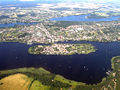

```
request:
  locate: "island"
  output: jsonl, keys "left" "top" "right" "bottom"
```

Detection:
{"left": 28, "top": 44, "right": 96, "bottom": 55}
{"left": 0, "top": 56, "right": 120, "bottom": 90}
{"left": 86, "top": 12, "right": 109, "bottom": 19}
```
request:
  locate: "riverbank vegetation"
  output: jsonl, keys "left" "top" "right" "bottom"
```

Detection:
{"left": 0, "top": 56, "right": 120, "bottom": 90}
{"left": 28, "top": 44, "right": 96, "bottom": 55}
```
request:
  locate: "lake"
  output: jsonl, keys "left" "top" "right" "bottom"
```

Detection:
{"left": 0, "top": 14, "right": 120, "bottom": 28}
{"left": 0, "top": 22, "right": 37, "bottom": 28}
{"left": 0, "top": 41, "right": 120, "bottom": 84}
{"left": 50, "top": 14, "right": 120, "bottom": 22}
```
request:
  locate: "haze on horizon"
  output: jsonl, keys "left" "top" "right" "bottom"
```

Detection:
{"left": 0, "top": 0, "right": 119, "bottom": 7}
{"left": 0, "top": 0, "right": 120, "bottom": 3}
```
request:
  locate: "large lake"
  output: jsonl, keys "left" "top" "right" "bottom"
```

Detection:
{"left": 0, "top": 15, "right": 120, "bottom": 28}
{"left": 0, "top": 41, "right": 120, "bottom": 84}
{"left": 50, "top": 14, "right": 120, "bottom": 22}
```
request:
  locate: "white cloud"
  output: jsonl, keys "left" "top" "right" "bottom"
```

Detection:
{"left": 19, "top": 0, "right": 36, "bottom": 1}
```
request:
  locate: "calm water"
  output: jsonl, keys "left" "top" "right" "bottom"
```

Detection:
{"left": 1, "top": 14, "right": 120, "bottom": 28}
{"left": 50, "top": 14, "right": 120, "bottom": 22}
{"left": 0, "top": 41, "right": 120, "bottom": 84}
{"left": 0, "top": 22, "right": 37, "bottom": 28}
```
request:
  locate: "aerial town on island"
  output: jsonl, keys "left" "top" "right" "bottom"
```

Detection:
{"left": 28, "top": 44, "right": 96, "bottom": 55}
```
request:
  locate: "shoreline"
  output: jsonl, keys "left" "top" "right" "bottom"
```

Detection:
{"left": 0, "top": 56, "right": 120, "bottom": 89}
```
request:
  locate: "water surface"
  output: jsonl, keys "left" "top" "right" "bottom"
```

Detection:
{"left": 0, "top": 41, "right": 120, "bottom": 84}
{"left": 50, "top": 14, "right": 120, "bottom": 22}
{"left": 0, "top": 22, "right": 37, "bottom": 28}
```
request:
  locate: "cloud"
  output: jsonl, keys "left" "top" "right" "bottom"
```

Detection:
{"left": 19, "top": 0, "right": 36, "bottom": 1}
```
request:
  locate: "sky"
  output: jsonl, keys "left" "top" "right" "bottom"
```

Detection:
{"left": 0, "top": 0, "right": 119, "bottom": 2}
{"left": 19, "top": 0, "right": 120, "bottom": 2}
{"left": 0, "top": 0, "right": 120, "bottom": 5}
{"left": 18, "top": 0, "right": 119, "bottom": 2}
